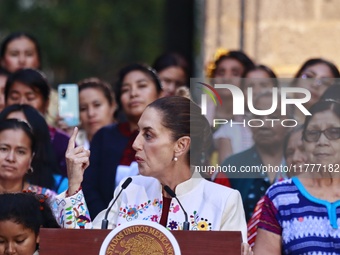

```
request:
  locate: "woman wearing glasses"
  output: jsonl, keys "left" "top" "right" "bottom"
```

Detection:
{"left": 292, "top": 58, "right": 340, "bottom": 123}
{"left": 254, "top": 99, "right": 340, "bottom": 254}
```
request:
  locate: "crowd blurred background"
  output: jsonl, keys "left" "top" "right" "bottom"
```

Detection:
{"left": 1, "top": 0, "right": 339, "bottom": 83}
{"left": 0, "top": 0, "right": 195, "bottom": 85}
{"left": 1, "top": 1, "right": 340, "bottom": 254}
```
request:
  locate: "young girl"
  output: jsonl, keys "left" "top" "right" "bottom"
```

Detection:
{"left": 0, "top": 192, "right": 59, "bottom": 255}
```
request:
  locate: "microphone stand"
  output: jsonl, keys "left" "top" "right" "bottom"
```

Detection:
{"left": 101, "top": 177, "right": 132, "bottom": 229}
{"left": 164, "top": 185, "right": 190, "bottom": 230}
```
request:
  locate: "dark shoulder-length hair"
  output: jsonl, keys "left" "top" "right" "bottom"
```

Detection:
{"left": 294, "top": 58, "right": 340, "bottom": 79}
{"left": 114, "top": 63, "right": 162, "bottom": 117}
{"left": 0, "top": 104, "right": 59, "bottom": 189}
{"left": 212, "top": 50, "right": 255, "bottom": 78}
{"left": 0, "top": 32, "right": 42, "bottom": 69}
{"left": 0, "top": 118, "right": 35, "bottom": 152}
{"left": 5, "top": 68, "right": 50, "bottom": 103}
{"left": 153, "top": 52, "right": 190, "bottom": 84}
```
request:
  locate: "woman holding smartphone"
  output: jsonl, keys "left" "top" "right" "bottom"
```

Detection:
{"left": 57, "top": 78, "right": 116, "bottom": 150}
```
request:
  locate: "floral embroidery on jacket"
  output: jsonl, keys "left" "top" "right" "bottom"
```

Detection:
{"left": 166, "top": 211, "right": 212, "bottom": 231}
{"left": 190, "top": 211, "right": 212, "bottom": 230}
{"left": 169, "top": 203, "right": 180, "bottom": 213}
{"left": 150, "top": 215, "right": 159, "bottom": 222}
{"left": 152, "top": 199, "right": 162, "bottom": 209}
{"left": 119, "top": 199, "right": 162, "bottom": 222}
{"left": 168, "top": 220, "right": 179, "bottom": 230}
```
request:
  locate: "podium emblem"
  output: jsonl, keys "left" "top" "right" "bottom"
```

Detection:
{"left": 99, "top": 220, "right": 181, "bottom": 255}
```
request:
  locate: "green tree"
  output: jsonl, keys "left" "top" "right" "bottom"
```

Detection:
{"left": 0, "top": 0, "right": 164, "bottom": 86}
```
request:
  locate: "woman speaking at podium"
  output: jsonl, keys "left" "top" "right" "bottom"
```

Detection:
{"left": 55, "top": 96, "right": 249, "bottom": 249}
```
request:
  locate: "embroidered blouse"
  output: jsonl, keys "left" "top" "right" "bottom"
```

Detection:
{"left": 55, "top": 175, "right": 247, "bottom": 242}
{"left": 26, "top": 184, "right": 57, "bottom": 199}
{"left": 258, "top": 177, "right": 340, "bottom": 254}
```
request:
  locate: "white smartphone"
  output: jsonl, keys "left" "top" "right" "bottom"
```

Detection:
{"left": 58, "top": 84, "right": 80, "bottom": 127}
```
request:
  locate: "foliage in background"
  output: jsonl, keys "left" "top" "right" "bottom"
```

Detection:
{"left": 0, "top": 0, "right": 165, "bottom": 87}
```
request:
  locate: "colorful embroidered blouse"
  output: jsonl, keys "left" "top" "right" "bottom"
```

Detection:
{"left": 25, "top": 184, "right": 57, "bottom": 199}
{"left": 258, "top": 177, "right": 340, "bottom": 254}
{"left": 55, "top": 175, "right": 247, "bottom": 242}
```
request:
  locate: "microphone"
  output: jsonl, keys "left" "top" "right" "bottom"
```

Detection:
{"left": 101, "top": 177, "right": 132, "bottom": 229}
{"left": 164, "top": 185, "right": 190, "bottom": 230}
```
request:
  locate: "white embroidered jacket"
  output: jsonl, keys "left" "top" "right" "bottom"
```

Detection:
{"left": 55, "top": 175, "right": 247, "bottom": 242}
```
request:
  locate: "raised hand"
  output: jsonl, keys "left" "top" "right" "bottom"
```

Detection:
{"left": 65, "top": 127, "right": 90, "bottom": 195}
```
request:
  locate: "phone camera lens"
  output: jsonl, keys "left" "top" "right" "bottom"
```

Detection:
{"left": 61, "top": 88, "right": 66, "bottom": 98}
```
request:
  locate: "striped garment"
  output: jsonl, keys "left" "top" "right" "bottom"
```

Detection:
{"left": 247, "top": 196, "right": 265, "bottom": 247}
{"left": 247, "top": 176, "right": 287, "bottom": 247}
{"left": 258, "top": 177, "right": 340, "bottom": 254}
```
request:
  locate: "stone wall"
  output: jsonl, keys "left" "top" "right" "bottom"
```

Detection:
{"left": 204, "top": 0, "right": 340, "bottom": 77}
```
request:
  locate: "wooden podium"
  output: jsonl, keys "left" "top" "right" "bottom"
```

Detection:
{"left": 40, "top": 228, "right": 241, "bottom": 255}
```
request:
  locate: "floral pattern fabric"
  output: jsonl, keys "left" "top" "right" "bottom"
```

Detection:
{"left": 55, "top": 175, "right": 247, "bottom": 242}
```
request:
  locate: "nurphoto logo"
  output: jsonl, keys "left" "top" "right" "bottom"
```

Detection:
{"left": 192, "top": 79, "right": 312, "bottom": 128}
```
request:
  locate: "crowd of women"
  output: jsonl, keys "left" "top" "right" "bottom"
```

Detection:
{"left": 0, "top": 31, "right": 339, "bottom": 255}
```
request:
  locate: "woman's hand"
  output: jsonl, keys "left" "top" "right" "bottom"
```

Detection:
{"left": 241, "top": 243, "right": 253, "bottom": 255}
{"left": 65, "top": 127, "right": 90, "bottom": 195}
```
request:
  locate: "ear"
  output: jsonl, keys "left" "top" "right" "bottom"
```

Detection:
{"left": 174, "top": 136, "right": 191, "bottom": 157}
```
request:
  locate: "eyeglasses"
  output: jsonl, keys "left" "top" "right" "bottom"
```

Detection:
{"left": 300, "top": 73, "right": 335, "bottom": 87}
{"left": 303, "top": 127, "right": 340, "bottom": 142}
